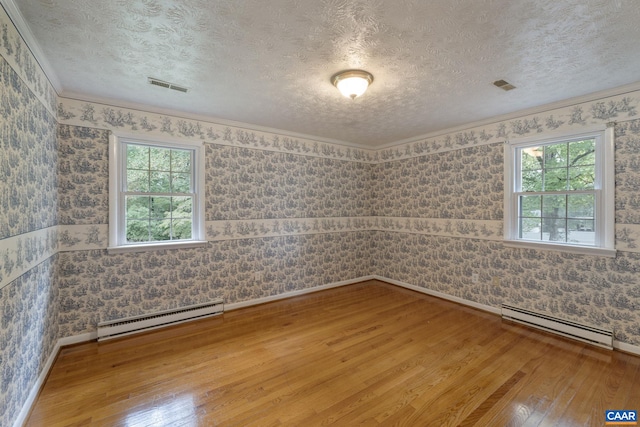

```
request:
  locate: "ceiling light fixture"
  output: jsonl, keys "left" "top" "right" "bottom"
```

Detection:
{"left": 332, "top": 70, "right": 374, "bottom": 100}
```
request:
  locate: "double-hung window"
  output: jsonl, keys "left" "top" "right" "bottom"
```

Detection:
{"left": 108, "top": 133, "right": 206, "bottom": 253}
{"left": 504, "top": 125, "right": 615, "bottom": 257}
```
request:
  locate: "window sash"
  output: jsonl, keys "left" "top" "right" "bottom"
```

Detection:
{"left": 503, "top": 125, "right": 615, "bottom": 257}
{"left": 109, "top": 133, "right": 206, "bottom": 253}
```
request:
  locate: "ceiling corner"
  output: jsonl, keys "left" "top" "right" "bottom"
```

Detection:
{"left": 1, "top": 0, "right": 62, "bottom": 93}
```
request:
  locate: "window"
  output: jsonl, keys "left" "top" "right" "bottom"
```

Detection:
{"left": 108, "top": 133, "right": 206, "bottom": 253}
{"left": 504, "top": 125, "right": 615, "bottom": 257}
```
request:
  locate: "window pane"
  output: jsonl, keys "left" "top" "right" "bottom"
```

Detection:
{"left": 521, "top": 147, "right": 543, "bottom": 170}
{"left": 127, "top": 169, "right": 149, "bottom": 192}
{"left": 150, "top": 220, "right": 170, "bottom": 241}
{"left": 568, "top": 194, "right": 595, "bottom": 218}
{"left": 542, "top": 195, "right": 566, "bottom": 218}
{"left": 520, "top": 195, "right": 541, "bottom": 218}
{"left": 542, "top": 217, "right": 566, "bottom": 242}
{"left": 150, "top": 171, "right": 171, "bottom": 192}
{"left": 151, "top": 196, "right": 171, "bottom": 219}
{"left": 544, "top": 143, "right": 568, "bottom": 169}
{"left": 543, "top": 167, "right": 567, "bottom": 191}
{"left": 172, "top": 173, "right": 191, "bottom": 193}
{"left": 126, "top": 219, "right": 149, "bottom": 242}
{"left": 127, "top": 145, "right": 149, "bottom": 169}
{"left": 568, "top": 219, "right": 595, "bottom": 245}
{"left": 569, "top": 139, "right": 595, "bottom": 166}
{"left": 172, "top": 219, "right": 192, "bottom": 239}
{"left": 150, "top": 147, "right": 171, "bottom": 171}
{"left": 125, "top": 196, "right": 150, "bottom": 220}
{"left": 172, "top": 196, "right": 192, "bottom": 217}
{"left": 520, "top": 218, "right": 541, "bottom": 240}
{"left": 171, "top": 149, "right": 191, "bottom": 173}
{"left": 521, "top": 170, "right": 543, "bottom": 192}
{"left": 569, "top": 166, "right": 595, "bottom": 190}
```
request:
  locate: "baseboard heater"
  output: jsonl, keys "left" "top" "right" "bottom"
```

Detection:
{"left": 501, "top": 304, "right": 613, "bottom": 350}
{"left": 97, "top": 299, "right": 224, "bottom": 341}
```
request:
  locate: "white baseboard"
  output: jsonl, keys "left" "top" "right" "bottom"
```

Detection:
{"left": 12, "top": 332, "right": 97, "bottom": 427}
{"left": 225, "top": 276, "right": 376, "bottom": 311}
{"left": 373, "top": 275, "right": 501, "bottom": 315}
{"left": 613, "top": 340, "right": 640, "bottom": 356}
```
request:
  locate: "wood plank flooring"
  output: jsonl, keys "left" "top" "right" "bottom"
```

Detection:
{"left": 26, "top": 280, "right": 640, "bottom": 426}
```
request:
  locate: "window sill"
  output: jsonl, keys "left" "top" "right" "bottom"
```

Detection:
{"left": 503, "top": 240, "right": 616, "bottom": 258}
{"left": 107, "top": 240, "right": 208, "bottom": 254}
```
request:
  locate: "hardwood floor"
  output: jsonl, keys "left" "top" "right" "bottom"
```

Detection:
{"left": 26, "top": 280, "right": 640, "bottom": 426}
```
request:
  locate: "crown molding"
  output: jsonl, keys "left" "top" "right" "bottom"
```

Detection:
{"left": 1, "top": 0, "right": 62, "bottom": 92}
{"left": 59, "top": 91, "right": 375, "bottom": 152}
{"left": 376, "top": 80, "right": 640, "bottom": 150}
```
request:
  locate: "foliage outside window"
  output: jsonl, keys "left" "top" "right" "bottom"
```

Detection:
{"left": 109, "top": 134, "right": 205, "bottom": 253}
{"left": 504, "top": 126, "right": 615, "bottom": 257}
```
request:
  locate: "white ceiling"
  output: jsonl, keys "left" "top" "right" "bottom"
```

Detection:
{"left": 10, "top": 0, "right": 640, "bottom": 147}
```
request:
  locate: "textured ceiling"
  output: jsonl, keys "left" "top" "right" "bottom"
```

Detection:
{"left": 10, "top": 0, "right": 640, "bottom": 147}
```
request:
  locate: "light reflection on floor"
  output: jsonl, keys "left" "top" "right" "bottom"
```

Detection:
{"left": 124, "top": 395, "right": 197, "bottom": 427}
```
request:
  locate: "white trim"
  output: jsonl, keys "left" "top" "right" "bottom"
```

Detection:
{"left": 373, "top": 275, "right": 502, "bottom": 315}
{"left": 108, "top": 132, "right": 206, "bottom": 251}
{"left": 503, "top": 125, "right": 615, "bottom": 255}
{"left": 613, "top": 340, "right": 640, "bottom": 356}
{"left": 12, "top": 332, "right": 96, "bottom": 427}
{"left": 0, "top": 226, "right": 58, "bottom": 290}
{"left": 108, "top": 130, "right": 206, "bottom": 148}
{"left": 1, "top": 0, "right": 62, "bottom": 92}
{"left": 12, "top": 342, "right": 60, "bottom": 427}
{"left": 502, "top": 240, "right": 617, "bottom": 257}
{"left": 225, "top": 276, "right": 376, "bottom": 311}
{"left": 107, "top": 240, "right": 207, "bottom": 254}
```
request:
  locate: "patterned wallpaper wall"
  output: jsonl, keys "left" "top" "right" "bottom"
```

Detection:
{"left": 58, "top": 233, "right": 372, "bottom": 336}
{"left": 4, "top": 1, "right": 640, "bottom": 424}
{"left": 56, "top": 123, "right": 374, "bottom": 333}
{"left": 0, "top": 5, "right": 60, "bottom": 425}
{"left": 372, "top": 112, "right": 640, "bottom": 346}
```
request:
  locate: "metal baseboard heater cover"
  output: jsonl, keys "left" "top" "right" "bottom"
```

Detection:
{"left": 501, "top": 304, "right": 613, "bottom": 350}
{"left": 97, "top": 299, "right": 224, "bottom": 341}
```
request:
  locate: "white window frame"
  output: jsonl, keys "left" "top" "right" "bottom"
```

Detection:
{"left": 108, "top": 132, "right": 207, "bottom": 254}
{"left": 504, "top": 124, "right": 616, "bottom": 257}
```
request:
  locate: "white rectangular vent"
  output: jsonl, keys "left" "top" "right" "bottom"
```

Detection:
{"left": 97, "top": 299, "right": 224, "bottom": 341}
{"left": 148, "top": 77, "right": 189, "bottom": 93}
{"left": 501, "top": 304, "right": 613, "bottom": 349}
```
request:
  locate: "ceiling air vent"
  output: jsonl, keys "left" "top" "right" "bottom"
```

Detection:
{"left": 148, "top": 77, "right": 189, "bottom": 93}
{"left": 493, "top": 79, "right": 516, "bottom": 91}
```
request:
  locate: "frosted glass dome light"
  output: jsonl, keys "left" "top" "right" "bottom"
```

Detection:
{"left": 331, "top": 70, "right": 374, "bottom": 100}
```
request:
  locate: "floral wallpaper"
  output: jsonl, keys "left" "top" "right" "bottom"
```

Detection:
{"left": 0, "top": 258, "right": 59, "bottom": 427}
{"left": 0, "top": 4, "right": 59, "bottom": 424}
{"left": 0, "top": 59, "right": 57, "bottom": 240}
{"left": 371, "top": 144, "right": 503, "bottom": 220}
{"left": 58, "top": 232, "right": 372, "bottom": 336}
{"left": 57, "top": 125, "right": 109, "bottom": 225}
{"left": 372, "top": 232, "right": 640, "bottom": 344}
{"left": 206, "top": 145, "right": 373, "bottom": 221}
